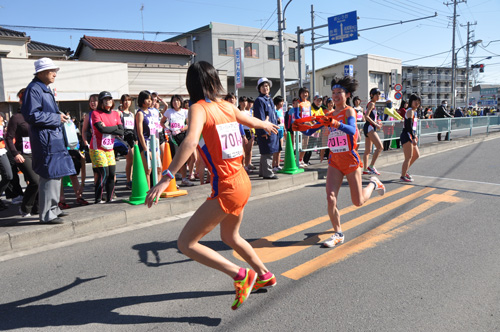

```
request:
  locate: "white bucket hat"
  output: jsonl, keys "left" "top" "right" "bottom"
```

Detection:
{"left": 34, "top": 57, "right": 60, "bottom": 75}
{"left": 256, "top": 77, "right": 272, "bottom": 91}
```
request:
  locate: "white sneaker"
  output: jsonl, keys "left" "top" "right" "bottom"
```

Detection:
{"left": 272, "top": 166, "right": 279, "bottom": 172}
{"left": 299, "top": 161, "right": 308, "bottom": 168}
{"left": 19, "top": 207, "right": 31, "bottom": 217}
{"left": 12, "top": 195, "right": 23, "bottom": 204}
{"left": 369, "top": 177, "right": 385, "bottom": 196}
{"left": 181, "top": 178, "right": 195, "bottom": 187}
{"left": 322, "top": 233, "right": 345, "bottom": 248}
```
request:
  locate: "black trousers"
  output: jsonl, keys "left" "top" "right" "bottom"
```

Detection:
{"left": 16, "top": 154, "right": 39, "bottom": 214}
{"left": 0, "top": 153, "right": 12, "bottom": 197}
{"left": 4, "top": 151, "right": 23, "bottom": 198}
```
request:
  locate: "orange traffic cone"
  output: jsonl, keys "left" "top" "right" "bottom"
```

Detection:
{"left": 161, "top": 138, "right": 188, "bottom": 198}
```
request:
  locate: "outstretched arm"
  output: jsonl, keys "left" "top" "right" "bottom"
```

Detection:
{"left": 145, "top": 104, "right": 206, "bottom": 207}
{"left": 233, "top": 104, "right": 278, "bottom": 135}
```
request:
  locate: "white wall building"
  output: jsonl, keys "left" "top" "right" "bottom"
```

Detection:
{"left": 314, "top": 54, "right": 402, "bottom": 108}
{"left": 166, "top": 22, "right": 304, "bottom": 98}
{"left": 402, "top": 65, "right": 468, "bottom": 109}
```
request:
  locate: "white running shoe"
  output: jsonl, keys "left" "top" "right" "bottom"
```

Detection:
{"left": 367, "top": 166, "right": 380, "bottom": 175}
{"left": 19, "top": 207, "right": 31, "bottom": 217}
{"left": 369, "top": 177, "right": 386, "bottom": 196}
{"left": 322, "top": 233, "right": 345, "bottom": 248}
{"left": 181, "top": 178, "right": 195, "bottom": 187}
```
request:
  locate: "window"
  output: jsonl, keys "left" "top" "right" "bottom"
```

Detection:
{"left": 218, "top": 39, "right": 234, "bottom": 56}
{"left": 244, "top": 42, "right": 259, "bottom": 58}
{"left": 369, "top": 73, "right": 385, "bottom": 91}
{"left": 289, "top": 47, "right": 298, "bottom": 62}
{"left": 268, "top": 45, "right": 279, "bottom": 60}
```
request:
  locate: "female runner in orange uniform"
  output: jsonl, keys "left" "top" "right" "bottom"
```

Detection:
{"left": 293, "top": 76, "right": 386, "bottom": 248}
{"left": 146, "top": 61, "right": 278, "bottom": 310}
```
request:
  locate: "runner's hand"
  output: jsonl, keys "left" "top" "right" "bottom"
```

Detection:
{"left": 145, "top": 178, "right": 170, "bottom": 207}
{"left": 263, "top": 120, "right": 279, "bottom": 135}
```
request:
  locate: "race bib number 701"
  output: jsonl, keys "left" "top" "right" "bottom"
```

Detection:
{"left": 328, "top": 129, "right": 349, "bottom": 153}
{"left": 216, "top": 122, "right": 243, "bottom": 159}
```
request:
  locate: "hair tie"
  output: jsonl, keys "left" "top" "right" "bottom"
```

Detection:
{"left": 331, "top": 84, "right": 348, "bottom": 93}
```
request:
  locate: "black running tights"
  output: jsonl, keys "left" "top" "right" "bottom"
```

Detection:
{"left": 94, "top": 165, "right": 116, "bottom": 203}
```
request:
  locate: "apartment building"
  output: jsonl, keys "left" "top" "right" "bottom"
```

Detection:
{"left": 402, "top": 65, "right": 468, "bottom": 108}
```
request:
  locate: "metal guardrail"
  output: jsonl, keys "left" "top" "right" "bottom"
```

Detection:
{"left": 294, "top": 115, "right": 500, "bottom": 156}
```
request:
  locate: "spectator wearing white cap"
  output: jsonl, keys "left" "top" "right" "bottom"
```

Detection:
{"left": 21, "top": 58, "right": 75, "bottom": 224}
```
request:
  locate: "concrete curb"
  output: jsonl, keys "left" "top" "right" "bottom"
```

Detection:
{"left": 1, "top": 130, "right": 499, "bottom": 255}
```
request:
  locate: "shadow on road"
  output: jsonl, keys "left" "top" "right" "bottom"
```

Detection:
{"left": 0, "top": 276, "right": 225, "bottom": 330}
{"left": 132, "top": 240, "right": 231, "bottom": 267}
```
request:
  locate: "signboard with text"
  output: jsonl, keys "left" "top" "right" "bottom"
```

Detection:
{"left": 328, "top": 11, "right": 358, "bottom": 45}
{"left": 480, "top": 88, "right": 498, "bottom": 96}
{"left": 234, "top": 47, "right": 244, "bottom": 89}
{"left": 344, "top": 65, "right": 353, "bottom": 77}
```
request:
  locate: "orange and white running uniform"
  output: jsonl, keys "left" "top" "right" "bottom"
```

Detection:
{"left": 196, "top": 99, "right": 250, "bottom": 216}
{"left": 327, "top": 106, "right": 362, "bottom": 175}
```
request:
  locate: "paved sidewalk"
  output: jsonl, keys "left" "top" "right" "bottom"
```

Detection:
{"left": 1, "top": 130, "right": 499, "bottom": 255}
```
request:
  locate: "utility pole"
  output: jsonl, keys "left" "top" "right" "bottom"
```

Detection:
{"left": 297, "top": 26, "right": 302, "bottom": 88}
{"left": 310, "top": 4, "right": 315, "bottom": 97}
{"left": 445, "top": 0, "right": 466, "bottom": 110}
{"left": 277, "top": 0, "right": 285, "bottom": 98}
{"left": 464, "top": 21, "right": 477, "bottom": 109}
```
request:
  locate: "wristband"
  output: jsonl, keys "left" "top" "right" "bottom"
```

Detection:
{"left": 162, "top": 169, "right": 174, "bottom": 180}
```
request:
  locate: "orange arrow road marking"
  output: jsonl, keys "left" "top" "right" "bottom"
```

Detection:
{"left": 233, "top": 186, "right": 414, "bottom": 263}
{"left": 282, "top": 190, "right": 461, "bottom": 280}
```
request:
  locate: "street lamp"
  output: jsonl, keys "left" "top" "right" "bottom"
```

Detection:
{"left": 452, "top": 39, "right": 481, "bottom": 109}
{"left": 472, "top": 56, "right": 492, "bottom": 65}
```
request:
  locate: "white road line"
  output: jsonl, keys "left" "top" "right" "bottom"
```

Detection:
{"left": 382, "top": 171, "right": 500, "bottom": 187}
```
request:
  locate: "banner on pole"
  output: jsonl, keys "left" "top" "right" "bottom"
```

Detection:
{"left": 235, "top": 47, "right": 244, "bottom": 89}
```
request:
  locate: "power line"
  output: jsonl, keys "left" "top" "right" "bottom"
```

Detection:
{"left": 315, "top": 46, "right": 357, "bottom": 57}
{"left": 402, "top": 50, "right": 452, "bottom": 63}
{"left": 479, "top": 45, "right": 500, "bottom": 57}
{"left": 0, "top": 24, "right": 182, "bottom": 36}
{"left": 358, "top": 36, "right": 422, "bottom": 56}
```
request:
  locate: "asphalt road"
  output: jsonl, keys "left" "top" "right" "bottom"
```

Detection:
{"left": 0, "top": 137, "right": 499, "bottom": 331}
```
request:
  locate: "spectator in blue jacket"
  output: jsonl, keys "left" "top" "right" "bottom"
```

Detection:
{"left": 21, "top": 58, "right": 75, "bottom": 224}
{"left": 253, "top": 78, "right": 279, "bottom": 179}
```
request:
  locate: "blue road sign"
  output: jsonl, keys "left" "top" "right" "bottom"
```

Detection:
{"left": 328, "top": 11, "right": 358, "bottom": 45}
{"left": 344, "top": 65, "right": 353, "bottom": 77}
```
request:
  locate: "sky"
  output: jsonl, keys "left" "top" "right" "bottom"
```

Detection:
{"left": 1, "top": 0, "right": 499, "bottom": 84}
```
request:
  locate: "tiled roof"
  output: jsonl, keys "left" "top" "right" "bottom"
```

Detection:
{"left": 0, "top": 26, "right": 27, "bottom": 38}
{"left": 28, "top": 40, "right": 72, "bottom": 54}
{"left": 80, "top": 35, "right": 194, "bottom": 56}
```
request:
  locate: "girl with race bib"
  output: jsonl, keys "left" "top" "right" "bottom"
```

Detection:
{"left": 135, "top": 90, "right": 160, "bottom": 189}
{"left": 5, "top": 89, "right": 39, "bottom": 216}
{"left": 146, "top": 61, "right": 279, "bottom": 311}
{"left": 293, "top": 76, "right": 385, "bottom": 248}
{"left": 161, "top": 95, "right": 195, "bottom": 187}
{"left": 362, "top": 88, "right": 384, "bottom": 176}
{"left": 90, "top": 91, "right": 123, "bottom": 203}
{"left": 297, "top": 87, "right": 311, "bottom": 168}
{"left": 399, "top": 94, "right": 421, "bottom": 182}
{"left": 119, "top": 94, "right": 136, "bottom": 189}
